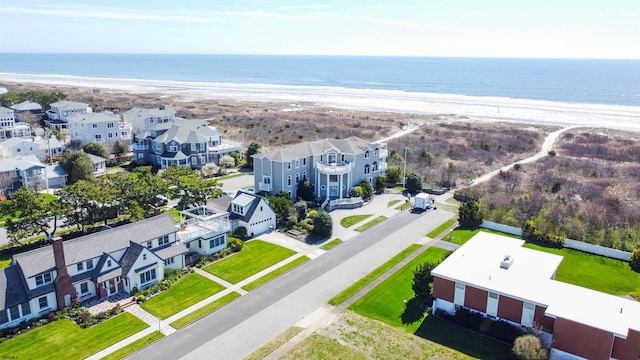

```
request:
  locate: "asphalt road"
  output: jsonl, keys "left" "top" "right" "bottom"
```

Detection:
{"left": 130, "top": 208, "right": 454, "bottom": 360}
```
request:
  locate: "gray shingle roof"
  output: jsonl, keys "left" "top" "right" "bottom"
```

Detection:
{"left": 227, "top": 190, "right": 269, "bottom": 223}
{"left": 13, "top": 214, "right": 177, "bottom": 279}
{"left": 49, "top": 100, "right": 88, "bottom": 110}
{"left": 154, "top": 119, "right": 219, "bottom": 145}
{"left": 0, "top": 266, "right": 29, "bottom": 309}
{"left": 154, "top": 242, "right": 188, "bottom": 260}
{"left": 10, "top": 101, "right": 42, "bottom": 112}
{"left": 0, "top": 155, "right": 44, "bottom": 172}
{"left": 0, "top": 106, "right": 13, "bottom": 117}
{"left": 255, "top": 136, "right": 375, "bottom": 162}
{"left": 123, "top": 106, "right": 176, "bottom": 121}
{"left": 119, "top": 242, "right": 144, "bottom": 276}
{"left": 66, "top": 112, "right": 119, "bottom": 124}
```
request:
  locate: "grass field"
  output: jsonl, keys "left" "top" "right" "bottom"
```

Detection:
{"left": 328, "top": 244, "right": 422, "bottom": 306}
{"left": 101, "top": 331, "right": 164, "bottom": 360}
{"left": 340, "top": 214, "right": 373, "bottom": 228}
{"left": 242, "top": 256, "right": 310, "bottom": 291}
{"left": 348, "top": 247, "right": 513, "bottom": 359}
{"left": 204, "top": 240, "right": 296, "bottom": 284}
{"left": 524, "top": 243, "right": 640, "bottom": 295}
{"left": 443, "top": 228, "right": 520, "bottom": 245}
{"left": 426, "top": 219, "right": 457, "bottom": 238}
{"left": 320, "top": 238, "right": 343, "bottom": 250}
{"left": 354, "top": 216, "right": 387, "bottom": 232}
{"left": 170, "top": 292, "right": 241, "bottom": 329}
{"left": 140, "top": 273, "right": 225, "bottom": 319}
{"left": 0, "top": 313, "right": 147, "bottom": 359}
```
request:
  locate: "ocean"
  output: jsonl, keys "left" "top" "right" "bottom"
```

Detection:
{"left": 1, "top": 54, "right": 639, "bottom": 107}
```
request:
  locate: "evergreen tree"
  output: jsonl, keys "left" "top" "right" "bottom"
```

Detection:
{"left": 458, "top": 199, "right": 483, "bottom": 229}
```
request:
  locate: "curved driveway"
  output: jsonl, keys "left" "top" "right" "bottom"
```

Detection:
{"left": 130, "top": 208, "right": 454, "bottom": 360}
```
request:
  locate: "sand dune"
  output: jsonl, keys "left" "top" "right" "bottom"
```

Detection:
{"left": 2, "top": 72, "right": 640, "bottom": 132}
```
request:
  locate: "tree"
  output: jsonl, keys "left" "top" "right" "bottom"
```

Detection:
{"left": 232, "top": 227, "right": 248, "bottom": 240}
{"left": 230, "top": 151, "right": 244, "bottom": 167}
{"left": 386, "top": 165, "right": 402, "bottom": 183}
{"left": 375, "top": 175, "right": 387, "bottom": 192}
{"left": 359, "top": 180, "right": 373, "bottom": 199}
{"left": 630, "top": 248, "right": 640, "bottom": 272}
{"left": 297, "top": 179, "right": 314, "bottom": 201}
{"left": 112, "top": 141, "right": 127, "bottom": 164}
{"left": 201, "top": 163, "right": 220, "bottom": 178}
{"left": 412, "top": 261, "right": 438, "bottom": 305}
{"left": 458, "top": 199, "right": 483, "bottom": 229}
{"left": 512, "top": 334, "right": 548, "bottom": 360}
{"left": 161, "top": 166, "right": 221, "bottom": 210}
{"left": 245, "top": 142, "right": 262, "bottom": 167}
{"left": 57, "top": 180, "right": 96, "bottom": 231}
{"left": 82, "top": 142, "right": 110, "bottom": 160}
{"left": 349, "top": 186, "right": 363, "bottom": 198}
{"left": 1, "top": 187, "right": 66, "bottom": 242}
{"left": 267, "top": 192, "right": 294, "bottom": 225}
{"left": 293, "top": 200, "right": 307, "bottom": 221}
{"left": 312, "top": 210, "right": 333, "bottom": 238}
{"left": 219, "top": 155, "right": 235, "bottom": 174}
{"left": 405, "top": 173, "right": 423, "bottom": 193}
{"left": 59, "top": 151, "right": 94, "bottom": 184}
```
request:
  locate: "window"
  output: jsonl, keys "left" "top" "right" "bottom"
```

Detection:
{"left": 80, "top": 282, "right": 89, "bottom": 294}
{"left": 341, "top": 154, "right": 345, "bottom": 162}
{"left": 295, "top": 173, "right": 299, "bottom": 184}
{"left": 364, "top": 150, "right": 370, "bottom": 159}
{"left": 108, "top": 132, "right": 113, "bottom": 138}
{"left": 147, "top": 241, "right": 152, "bottom": 249}
{"left": 35, "top": 272, "right": 52, "bottom": 287}
{"left": 9, "top": 306, "right": 19, "bottom": 321}
{"left": 191, "top": 156, "right": 197, "bottom": 165}
{"left": 143, "top": 254, "right": 147, "bottom": 261}
{"left": 92, "top": 124, "right": 98, "bottom": 128}
{"left": 158, "top": 235, "right": 169, "bottom": 246}
{"left": 191, "top": 143, "right": 197, "bottom": 151}
{"left": 86, "top": 259, "right": 94, "bottom": 270}
{"left": 169, "top": 145, "right": 178, "bottom": 152}
{"left": 107, "top": 259, "right": 112, "bottom": 267}
{"left": 107, "top": 122, "right": 114, "bottom": 128}
{"left": 287, "top": 175, "right": 292, "bottom": 187}
{"left": 364, "top": 164, "right": 370, "bottom": 175}
{"left": 209, "top": 235, "right": 225, "bottom": 249}
{"left": 77, "top": 262, "right": 84, "bottom": 272}
{"left": 287, "top": 161, "right": 292, "bottom": 170}
{"left": 489, "top": 292, "right": 499, "bottom": 299}
{"left": 303, "top": 171, "right": 307, "bottom": 180}
{"left": 262, "top": 176, "right": 271, "bottom": 185}
{"left": 295, "top": 159, "right": 299, "bottom": 168}
{"left": 0, "top": 310, "right": 7, "bottom": 324}
{"left": 139, "top": 269, "right": 157, "bottom": 284}
{"left": 164, "top": 257, "right": 175, "bottom": 266}
{"left": 302, "top": 157, "right": 307, "bottom": 166}
{"left": 328, "top": 153, "right": 336, "bottom": 163}
{"left": 200, "top": 143, "right": 205, "bottom": 151}
{"left": 320, "top": 155, "right": 323, "bottom": 162}
{"left": 372, "top": 162, "right": 378, "bottom": 172}
{"left": 95, "top": 134, "right": 102, "bottom": 141}
{"left": 22, "top": 302, "right": 30, "bottom": 316}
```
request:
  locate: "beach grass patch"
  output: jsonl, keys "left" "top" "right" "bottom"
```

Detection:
{"left": 354, "top": 216, "right": 387, "bottom": 232}
{"left": 329, "top": 244, "right": 421, "bottom": 306}
{"left": 0, "top": 313, "right": 147, "bottom": 359}
{"left": 140, "top": 273, "right": 225, "bottom": 319}
{"left": 340, "top": 214, "right": 372, "bottom": 228}
{"left": 204, "top": 240, "right": 296, "bottom": 284}
{"left": 320, "top": 238, "right": 343, "bottom": 250}
{"left": 171, "top": 292, "right": 241, "bottom": 329}
{"left": 242, "top": 256, "right": 310, "bottom": 291}
{"left": 100, "top": 331, "right": 164, "bottom": 360}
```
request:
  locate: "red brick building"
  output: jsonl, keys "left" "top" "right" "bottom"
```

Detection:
{"left": 431, "top": 232, "right": 640, "bottom": 360}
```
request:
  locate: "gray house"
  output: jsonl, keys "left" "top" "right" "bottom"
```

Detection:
{"left": 253, "top": 136, "right": 388, "bottom": 200}
{"left": 133, "top": 119, "right": 242, "bottom": 169}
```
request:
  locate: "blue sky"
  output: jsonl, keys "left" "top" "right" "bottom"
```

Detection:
{"left": 2, "top": 0, "right": 639, "bottom": 58}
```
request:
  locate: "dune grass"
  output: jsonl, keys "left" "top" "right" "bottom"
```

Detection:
{"left": 242, "top": 256, "right": 310, "bottom": 291}
{"left": 170, "top": 292, "right": 241, "bottom": 329}
{"left": 329, "top": 244, "right": 422, "bottom": 306}
{"left": 340, "top": 214, "right": 373, "bottom": 228}
{"left": 0, "top": 313, "right": 147, "bottom": 359}
{"left": 204, "top": 240, "right": 296, "bottom": 284}
{"left": 140, "top": 273, "right": 225, "bottom": 319}
{"left": 354, "top": 216, "right": 387, "bottom": 232}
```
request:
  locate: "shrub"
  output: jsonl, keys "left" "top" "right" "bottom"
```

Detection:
{"left": 312, "top": 210, "right": 333, "bottom": 238}
{"left": 137, "top": 294, "right": 146, "bottom": 302}
{"left": 630, "top": 248, "right": 640, "bottom": 272}
{"left": 458, "top": 200, "right": 483, "bottom": 229}
{"left": 228, "top": 237, "right": 244, "bottom": 252}
{"left": 293, "top": 200, "right": 308, "bottom": 221}
{"left": 232, "top": 226, "right": 248, "bottom": 240}
{"left": 513, "top": 334, "right": 549, "bottom": 360}
{"left": 359, "top": 180, "right": 374, "bottom": 199}
{"left": 349, "top": 186, "right": 363, "bottom": 198}
{"left": 308, "top": 209, "right": 317, "bottom": 218}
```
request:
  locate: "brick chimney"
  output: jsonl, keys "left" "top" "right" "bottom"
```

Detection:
{"left": 52, "top": 237, "right": 77, "bottom": 308}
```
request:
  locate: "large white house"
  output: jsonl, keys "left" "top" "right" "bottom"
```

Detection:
{"left": 123, "top": 105, "right": 176, "bottom": 137}
{"left": 0, "top": 106, "right": 31, "bottom": 140}
{"left": 45, "top": 100, "right": 89, "bottom": 130}
{"left": 253, "top": 136, "right": 388, "bottom": 200}
{"left": 0, "top": 136, "right": 65, "bottom": 162}
{"left": 68, "top": 112, "right": 132, "bottom": 152}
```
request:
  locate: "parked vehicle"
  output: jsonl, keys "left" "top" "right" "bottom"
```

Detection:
{"left": 413, "top": 193, "right": 435, "bottom": 211}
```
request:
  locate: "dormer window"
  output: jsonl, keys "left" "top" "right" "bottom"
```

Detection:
{"left": 328, "top": 153, "right": 337, "bottom": 164}
{"left": 169, "top": 145, "right": 178, "bottom": 152}
{"left": 35, "top": 272, "right": 52, "bottom": 287}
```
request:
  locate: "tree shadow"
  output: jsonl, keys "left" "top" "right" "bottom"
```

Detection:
{"left": 400, "top": 297, "right": 425, "bottom": 325}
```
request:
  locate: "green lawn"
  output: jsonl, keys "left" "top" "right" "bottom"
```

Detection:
{"left": 140, "top": 273, "right": 225, "bottom": 319}
{"left": 387, "top": 199, "right": 401, "bottom": 207}
{"left": 426, "top": 219, "right": 457, "bottom": 239}
{"left": 395, "top": 202, "right": 411, "bottom": 211}
{"left": 348, "top": 247, "right": 513, "bottom": 359}
{"left": 170, "top": 292, "right": 241, "bottom": 329}
{"left": 243, "top": 256, "right": 310, "bottom": 291}
{"left": 340, "top": 214, "right": 372, "bottom": 228}
{"left": 0, "top": 257, "right": 11, "bottom": 269}
{"left": 443, "top": 228, "right": 520, "bottom": 245}
{"left": 354, "top": 216, "right": 388, "bottom": 232}
{"left": 101, "top": 331, "right": 164, "bottom": 360}
{"left": 329, "top": 244, "right": 422, "bottom": 306}
{"left": 320, "top": 238, "right": 343, "bottom": 250}
{"left": 0, "top": 313, "right": 147, "bottom": 359}
{"left": 215, "top": 173, "right": 245, "bottom": 181}
{"left": 524, "top": 243, "right": 640, "bottom": 295}
{"left": 204, "top": 240, "right": 296, "bottom": 284}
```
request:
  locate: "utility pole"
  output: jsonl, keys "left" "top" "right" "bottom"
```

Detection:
{"left": 402, "top": 147, "right": 407, "bottom": 191}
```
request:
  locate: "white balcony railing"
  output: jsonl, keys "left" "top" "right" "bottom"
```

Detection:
{"left": 209, "top": 140, "right": 242, "bottom": 154}
{"left": 258, "top": 181, "right": 273, "bottom": 191}
{"left": 378, "top": 149, "right": 388, "bottom": 158}
{"left": 316, "top": 161, "right": 354, "bottom": 175}
{"left": 132, "top": 144, "right": 148, "bottom": 151}
{"left": 378, "top": 162, "right": 388, "bottom": 171}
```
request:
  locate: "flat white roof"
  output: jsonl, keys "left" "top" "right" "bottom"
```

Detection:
{"left": 433, "top": 232, "right": 640, "bottom": 337}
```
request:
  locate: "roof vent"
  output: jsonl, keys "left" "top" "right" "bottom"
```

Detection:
{"left": 500, "top": 255, "right": 514, "bottom": 269}
{"left": 159, "top": 104, "right": 165, "bottom": 110}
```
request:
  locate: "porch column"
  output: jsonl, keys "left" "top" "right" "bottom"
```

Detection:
{"left": 326, "top": 173, "right": 330, "bottom": 199}
{"left": 339, "top": 173, "right": 343, "bottom": 199}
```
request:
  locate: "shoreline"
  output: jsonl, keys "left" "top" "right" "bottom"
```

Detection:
{"left": 2, "top": 72, "right": 640, "bottom": 132}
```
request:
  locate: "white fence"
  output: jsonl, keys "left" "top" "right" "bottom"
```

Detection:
{"left": 480, "top": 221, "right": 631, "bottom": 261}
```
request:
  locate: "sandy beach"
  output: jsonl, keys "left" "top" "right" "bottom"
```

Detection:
{"left": 1, "top": 72, "right": 640, "bottom": 132}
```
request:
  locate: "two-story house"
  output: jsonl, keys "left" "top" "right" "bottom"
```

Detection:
{"left": 133, "top": 119, "right": 242, "bottom": 169}
{"left": 123, "top": 105, "right": 176, "bottom": 137}
{"left": 0, "top": 214, "right": 188, "bottom": 330}
{"left": 0, "top": 106, "right": 31, "bottom": 141}
{"left": 253, "top": 136, "right": 388, "bottom": 200}
{"left": 67, "top": 112, "right": 132, "bottom": 152}
{"left": 45, "top": 100, "right": 89, "bottom": 130}
{"left": 10, "top": 101, "right": 44, "bottom": 121}
{"left": 0, "top": 155, "right": 48, "bottom": 193}
{"left": 0, "top": 136, "right": 65, "bottom": 162}
{"left": 175, "top": 205, "right": 232, "bottom": 263}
